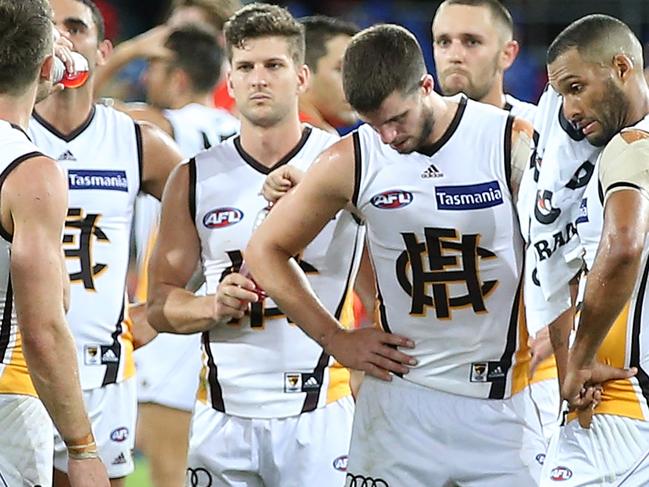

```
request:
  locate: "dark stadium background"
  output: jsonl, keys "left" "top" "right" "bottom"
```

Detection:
{"left": 97, "top": 0, "right": 649, "bottom": 106}
{"left": 87, "top": 0, "right": 648, "bottom": 485}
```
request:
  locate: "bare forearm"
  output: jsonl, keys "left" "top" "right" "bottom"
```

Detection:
{"left": 147, "top": 285, "right": 217, "bottom": 334}
{"left": 573, "top": 253, "right": 640, "bottom": 366}
{"left": 94, "top": 42, "right": 139, "bottom": 96}
{"left": 22, "top": 322, "right": 92, "bottom": 443}
{"left": 247, "top": 245, "right": 341, "bottom": 349}
{"left": 549, "top": 306, "right": 574, "bottom": 390}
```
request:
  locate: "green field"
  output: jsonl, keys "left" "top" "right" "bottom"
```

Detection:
{"left": 125, "top": 455, "right": 152, "bottom": 487}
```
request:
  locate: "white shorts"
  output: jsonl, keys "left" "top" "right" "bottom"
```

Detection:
{"left": 135, "top": 332, "right": 202, "bottom": 411}
{"left": 187, "top": 396, "right": 354, "bottom": 487}
{"left": 53, "top": 377, "right": 137, "bottom": 479}
{"left": 346, "top": 376, "right": 546, "bottom": 487}
{"left": 0, "top": 394, "right": 53, "bottom": 487}
{"left": 530, "top": 378, "right": 561, "bottom": 443}
{"left": 541, "top": 414, "right": 649, "bottom": 486}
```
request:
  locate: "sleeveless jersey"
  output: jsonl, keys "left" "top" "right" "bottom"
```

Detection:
{"left": 0, "top": 122, "right": 46, "bottom": 397}
{"left": 163, "top": 103, "right": 238, "bottom": 155}
{"left": 505, "top": 94, "right": 537, "bottom": 123}
{"left": 572, "top": 115, "right": 649, "bottom": 421}
{"left": 28, "top": 105, "right": 140, "bottom": 390}
{"left": 193, "top": 125, "right": 364, "bottom": 418}
{"left": 133, "top": 103, "right": 239, "bottom": 301}
{"left": 353, "top": 96, "right": 530, "bottom": 399}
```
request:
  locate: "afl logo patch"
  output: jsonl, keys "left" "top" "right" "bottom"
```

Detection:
{"left": 110, "top": 427, "right": 129, "bottom": 442}
{"left": 203, "top": 207, "right": 243, "bottom": 228}
{"left": 370, "top": 190, "right": 413, "bottom": 209}
{"left": 332, "top": 455, "right": 348, "bottom": 472}
{"left": 550, "top": 466, "right": 573, "bottom": 481}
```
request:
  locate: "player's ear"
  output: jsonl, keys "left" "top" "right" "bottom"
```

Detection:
{"left": 420, "top": 74, "right": 435, "bottom": 95}
{"left": 500, "top": 40, "right": 520, "bottom": 71}
{"left": 96, "top": 39, "right": 113, "bottom": 67}
{"left": 612, "top": 53, "right": 634, "bottom": 83}
{"left": 297, "top": 63, "right": 310, "bottom": 96}
{"left": 40, "top": 54, "right": 55, "bottom": 82}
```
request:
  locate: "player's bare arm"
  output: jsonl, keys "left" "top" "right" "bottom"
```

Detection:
{"left": 3, "top": 156, "right": 109, "bottom": 486}
{"left": 564, "top": 131, "right": 649, "bottom": 409}
{"left": 138, "top": 121, "right": 184, "bottom": 200}
{"left": 147, "top": 163, "right": 259, "bottom": 334}
{"left": 246, "top": 136, "right": 416, "bottom": 381}
{"left": 510, "top": 116, "right": 534, "bottom": 201}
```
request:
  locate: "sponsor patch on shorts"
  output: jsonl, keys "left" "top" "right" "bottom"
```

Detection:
{"left": 435, "top": 181, "right": 503, "bottom": 210}
{"left": 110, "top": 427, "right": 129, "bottom": 442}
{"left": 550, "top": 466, "right": 573, "bottom": 481}
{"left": 332, "top": 455, "right": 348, "bottom": 472}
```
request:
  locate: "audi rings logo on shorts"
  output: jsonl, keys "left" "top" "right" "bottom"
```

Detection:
{"left": 346, "top": 473, "right": 390, "bottom": 486}
{"left": 186, "top": 467, "right": 213, "bottom": 487}
{"left": 333, "top": 454, "right": 348, "bottom": 472}
{"left": 550, "top": 466, "right": 573, "bottom": 481}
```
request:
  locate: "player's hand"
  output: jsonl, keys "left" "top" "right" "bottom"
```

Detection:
{"left": 261, "top": 165, "right": 304, "bottom": 203}
{"left": 324, "top": 327, "right": 416, "bottom": 381}
{"left": 529, "top": 326, "right": 553, "bottom": 377}
{"left": 213, "top": 272, "right": 259, "bottom": 324}
{"left": 562, "top": 359, "right": 636, "bottom": 427}
{"left": 129, "top": 303, "right": 158, "bottom": 349}
{"left": 123, "top": 25, "right": 172, "bottom": 60}
{"left": 51, "top": 29, "right": 75, "bottom": 95}
{"left": 67, "top": 457, "right": 110, "bottom": 487}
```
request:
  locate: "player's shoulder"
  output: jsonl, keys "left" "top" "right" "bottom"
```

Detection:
{"left": 505, "top": 94, "right": 537, "bottom": 123}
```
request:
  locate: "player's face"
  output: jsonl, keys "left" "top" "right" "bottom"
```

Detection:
{"left": 549, "top": 48, "right": 630, "bottom": 147}
{"left": 432, "top": 4, "right": 504, "bottom": 101}
{"left": 50, "top": 0, "right": 110, "bottom": 74}
{"left": 360, "top": 86, "right": 434, "bottom": 154}
{"left": 309, "top": 34, "right": 357, "bottom": 127}
{"left": 228, "top": 36, "right": 308, "bottom": 128}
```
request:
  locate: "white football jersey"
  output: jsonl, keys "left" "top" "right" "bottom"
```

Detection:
{"left": 133, "top": 103, "right": 239, "bottom": 282}
{"left": 505, "top": 94, "right": 537, "bottom": 123}
{"left": 193, "top": 126, "right": 364, "bottom": 418}
{"left": 353, "top": 96, "right": 529, "bottom": 399}
{"left": 0, "top": 122, "right": 46, "bottom": 397}
{"left": 163, "top": 103, "right": 238, "bottom": 154}
{"left": 29, "top": 105, "right": 140, "bottom": 390}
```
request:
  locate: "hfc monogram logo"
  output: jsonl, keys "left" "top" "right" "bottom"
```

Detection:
{"left": 63, "top": 208, "right": 109, "bottom": 290}
{"left": 396, "top": 227, "right": 498, "bottom": 319}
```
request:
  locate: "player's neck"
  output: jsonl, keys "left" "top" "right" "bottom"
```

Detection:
{"left": 480, "top": 85, "right": 507, "bottom": 111}
{"left": 298, "top": 97, "right": 336, "bottom": 134}
{"left": 34, "top": 83, "right": 95, "bottom": 135}
{"left": 0, "top": 87, "right": 37, "bottom": 131}
{"left": 426, "top": 95, "right": 463, "bottom": 147}
{"left": 625, "top": 78, "right": 649, "bottom": 127}
{"left": 239, "top": 113, "right": 305, "bottom": 168}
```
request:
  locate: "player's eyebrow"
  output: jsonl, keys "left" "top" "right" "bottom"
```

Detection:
{"left": 62, "top": 17, "right": 90, "bottom": 32}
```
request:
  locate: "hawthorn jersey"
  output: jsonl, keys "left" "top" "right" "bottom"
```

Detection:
{"left": 133, "top": 103, "right": 239, "bottom": 301}
{"left": 505, "top": 94, "right": 537, "bottom": 123}
{"left": 353, "top": 96, "right": 531, "bottom": 399}
{"left": 193, "top": 125, "right": 364, "bottom": 418}
{"left": 0, "top": 122, "right": 46, "bottom": 397}
{"left": 575, "top": 115, "right": 649, "bottom": 421}
{"left": 163, "top": 103, "right": 238, "bottom": 155}
{"left": 29, "top": 105, "right": 140, "bottom": 390}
